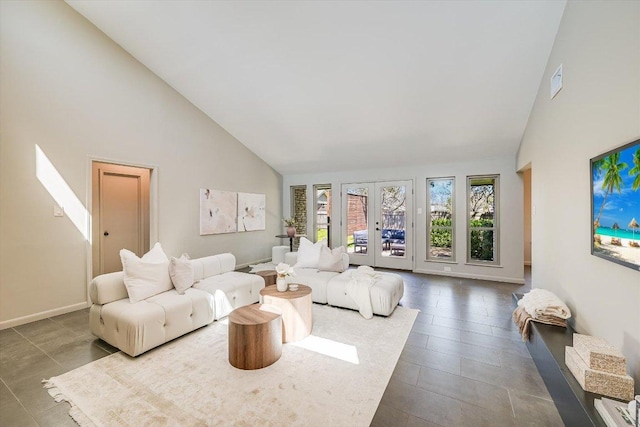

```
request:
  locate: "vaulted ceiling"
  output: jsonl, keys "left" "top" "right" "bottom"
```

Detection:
{"left": 66, "top": 1, "right": 566, "bottom": 175}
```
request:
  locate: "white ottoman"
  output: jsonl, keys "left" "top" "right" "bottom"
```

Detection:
{"left": 326, "top": 270, "right": 404, "bottom": 316}
{"left": 272, "top": 246, "right": 290, "bottom": 264}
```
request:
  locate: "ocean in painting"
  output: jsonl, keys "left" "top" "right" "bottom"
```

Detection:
{"left": 596, "top": 227, "right": 640, "bottom": 241}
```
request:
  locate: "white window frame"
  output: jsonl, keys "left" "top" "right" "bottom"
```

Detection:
{"left": 426, "top": 177, "right": 455, "bottom": 262}
{"left": 466, "top": 175, "right": 500, "bottom": 266}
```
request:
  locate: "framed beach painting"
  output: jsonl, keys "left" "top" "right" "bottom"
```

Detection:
{"left": 590, "top": 138, "right": 640, "bottom": 271}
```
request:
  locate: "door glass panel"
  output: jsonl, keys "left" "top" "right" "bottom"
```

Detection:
{"left": 380, "top": 185, "right": 406, "bottom": 258}
{"left": 346, "top": 187, "right": 368, "bottom": 254}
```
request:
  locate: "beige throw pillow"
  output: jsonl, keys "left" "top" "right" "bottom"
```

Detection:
{"left": 318, "top": 245, "right": 347, "bottom": 272}
{"left": 169, "top": 253, "right": 194, "bottom": 294}
{"left": 120, "top": 242, "right": 172, "bottom": 303}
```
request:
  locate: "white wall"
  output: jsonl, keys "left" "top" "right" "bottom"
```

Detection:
{"left": 517, "top": 0, "right": 640, "bottom": 383}
{"left": 283, "top": 155, "right": 524, "bottom": 284}
{"left": 0, "top": 1, "right": 282, "bottom": 326}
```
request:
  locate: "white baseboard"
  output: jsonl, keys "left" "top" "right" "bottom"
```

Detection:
{"left": 0, "top": 301, "right": 90, "bottom": 330}
{"left": 413, "top": 268, "right": 525, "bottom": 285}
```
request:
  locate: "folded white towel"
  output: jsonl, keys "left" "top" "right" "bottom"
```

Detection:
{"left": 518, "top": 289, "right": 572, "bottom": 320}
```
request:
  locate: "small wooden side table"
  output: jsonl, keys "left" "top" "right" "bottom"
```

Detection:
{"left": 228, "top": 304, "right": 282, "bottom": 370}
{"left": 260, "top": 284, "right": 312, "bottom": 343}
{"left": 256, "top": 270, "right": 277, "bottom": 286}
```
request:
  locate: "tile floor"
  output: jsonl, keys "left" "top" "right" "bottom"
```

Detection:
{"left": 0, "top": 267, "right": 564, "bottom": 426}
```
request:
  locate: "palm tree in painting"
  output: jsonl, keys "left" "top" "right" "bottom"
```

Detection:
{"left": 594, "top": 152, "right": 628, "bottom": 228}
{"left": 629, "top": 147, "right": 640, "bottom": 190}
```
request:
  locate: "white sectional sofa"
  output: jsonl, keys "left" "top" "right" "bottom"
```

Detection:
{"left": 89, "top": 253, "right": 263, "bottom": 357}
{"left": 284, "top": 252, "right": 404, "bottom": 316}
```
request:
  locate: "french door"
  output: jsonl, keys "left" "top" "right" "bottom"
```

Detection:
{"left": 341, "top": 180, "right": 413, "bottom": 270}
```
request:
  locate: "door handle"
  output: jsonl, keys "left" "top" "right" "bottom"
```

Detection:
{"left": 104, "top": 231, "right": 109, "bottom": 236}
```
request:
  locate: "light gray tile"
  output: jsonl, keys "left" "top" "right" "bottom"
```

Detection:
{"left": 391, "top": 360, "right": 421, "bottom": 386}
{"left": 32, "top": 402, "right": 77, "bottom": 427}
{"left": 8, "top": 374, "right": 59, "bottom": 414}
{"left": 410, "top": 322, "right": 462, "bottom": 342}
{"left": 508, "top": 389, "right": 564, "bottom": 427}
{"left": 432, "top": 316, "right": 493, "bottom": 335}
{"left": 416, "top": 366, "right": 513, "bottom": 416}
{"left": 460, "top": 330, "right": 531, "bottom": 359}
{"left": 0, "top": 352, "right": 64, "bottom": 387}
{"left": 460, "top": 358, "right": 551, "bottom": 399}
{"left": 427, "top": 336, "right": 501, "bottom": 367}
{"left": 370, "top": 402, "right": 409, "bottom": 427}
{"left": 46, "top": 337, "right": 110, "bottom": 370}
{"left": 406, "top": 415, "right": 445, "bottom": 427}
{"left": 400, "top": 346, "right": 461, "bottom": 375}
{"left": 0, "top": 399, "right": 38, "bottom": 427}
{"left": 405, "top": 332, "right": 429, "bottom": 349}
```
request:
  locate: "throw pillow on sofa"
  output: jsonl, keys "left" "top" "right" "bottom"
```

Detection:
{"left": 169, "top": 253, "right": 194, "bottom": 294}
{"left": 317, "top": 245, "right": 347, "bottom": 272}
{"left": 295, "top": 237, "right": 327, "bottom": 269}
{"left": 120, "top": 242, "right": 173, "bottom": 303}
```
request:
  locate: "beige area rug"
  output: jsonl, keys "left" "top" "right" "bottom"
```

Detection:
{"left": 44, "top": 304, "right": 417, "bottom": 426}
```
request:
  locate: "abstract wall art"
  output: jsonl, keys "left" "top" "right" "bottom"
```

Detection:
{"left": 237, "top": 192, "right": 266, "bottom": 232}
{"left": 200, "top": 189, "right": 238, "bottom": 235}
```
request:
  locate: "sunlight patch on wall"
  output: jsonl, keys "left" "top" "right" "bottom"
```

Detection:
{"left": 291, "top": 335, "right": 360, "bottom": 364}
{"left": 35, "top": 145, "right": 90, "bottom": 241}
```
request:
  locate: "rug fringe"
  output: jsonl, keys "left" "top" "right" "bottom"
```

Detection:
{"left": 43, "top": 379, "right": 95, "bottom": 427}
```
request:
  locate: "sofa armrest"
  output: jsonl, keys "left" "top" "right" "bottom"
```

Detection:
{"left": 90, "top": 271, "right": 129, "bottom": 305}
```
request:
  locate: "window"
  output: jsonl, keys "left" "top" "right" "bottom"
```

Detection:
{"left": 313, "top": 184, "right": 331, "bottom": 246}
{"left": 290, "top": 186, "right": 307, "bottom": 239}
{"left": 467, "top": 175, "right": 499, "bottom": 265}
{"left": 427, "top": 178, "right": 454, "bottom": 261}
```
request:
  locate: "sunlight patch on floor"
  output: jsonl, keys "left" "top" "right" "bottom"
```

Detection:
{"left": 291, "top": 335, "right": 359, "bottom": 364}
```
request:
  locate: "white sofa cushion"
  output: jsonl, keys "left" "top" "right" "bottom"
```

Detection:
{"left": 191, "top": 253, "right": 236, "bottom": 281}
{"left": 120, "top": 242, "right": 173, "bottom": 303}
{"left": 294, "top": 237, "right": 327, "bottom": 269}
{"left": 193, "top": 271, "right": 264, "bottom": 320}
{"left": 170, "top": 254, "right": 194, "bottom": 294}
{"left": 90, "top": 288, "right": 214, "bottom": 357}
{"left": 326, "top": 270, "right": 404, "bottom": 316}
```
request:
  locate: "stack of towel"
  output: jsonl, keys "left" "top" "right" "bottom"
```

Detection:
{"left": 513, "top": 289, "right": 572, "bottom": 341}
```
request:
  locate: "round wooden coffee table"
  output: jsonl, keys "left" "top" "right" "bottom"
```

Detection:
{"left": 228, "top": 304, "right": 282, "bottom": 370}
{"left": 260, "top": 284, "right": 312, "bottom": 343}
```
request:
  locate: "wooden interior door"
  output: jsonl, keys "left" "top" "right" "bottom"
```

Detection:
{"left": 92, "top": 162, "right": 150, "bottom": 276}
